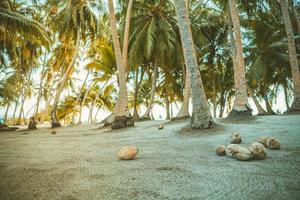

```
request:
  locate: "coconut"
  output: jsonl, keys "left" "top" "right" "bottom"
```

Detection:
{"left": 158, "top": 124, "right": 164, "bottom": 130}
{"left": 255, "top": 136, "right": 270, "bottom": 147}
{"left": 226, "top": 144, "right": 251, "bottom": 161}
{"left": 215, "top": 145, "right": 226, "bottom": 156}
{"left": 266, "top": 137, "right": 280, "bottom": 150}
{"left": 249, "top": 142, "right": 267, "bottom": 160}
{"left": 235, "top": 146, "right": 252, "bottom": 161}
{"left": 51, "top": 130, "right": 56, "bottom": 135}
{"left": 226, "top": 144, "right": 240, "bottom": 157}
{"left": 117, "top": 145, "right": 139, "bottom": 160}
{"left": 230, "top": 132, "right": 242, "bottom": 144}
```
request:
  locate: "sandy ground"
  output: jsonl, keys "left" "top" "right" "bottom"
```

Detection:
{"left": 0, "top": 115, "right": 300, "bottom": 200}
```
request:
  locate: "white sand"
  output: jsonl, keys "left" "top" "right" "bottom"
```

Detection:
{"left": 0, "top": 115, "right": 300, "bottom": 200}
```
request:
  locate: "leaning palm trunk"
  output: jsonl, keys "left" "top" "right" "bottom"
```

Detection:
{"left": 227, "top": 0, "right": 251, "bottom": 117}
{"left": 176, "top": 66, "right": 191, "bottom": 119}
{"left": 247, "top": 86, "right": 267, "bottom": 115}
{"left": 78, "top": 81, "right": 96, "bottom": 124}
{"left": 174, "top": 0, "right": 213, "bottom": 129}
{"left": 4, "top": 103, "right": 10, "bottom": 124}
{"left": 141, "top": 63, "right": 158, "bottom": 120}
{"left": 264, "top": 96, "right": 276, "bottom": 115}
{"left": 105, "top": 0, "right": 134, "bottom": 129}
{"left": 51, "top": 32, "right": 80, "bottom": 128}
{"left": 17, "top": 70, "right": 32, "bottom": 125}
{"left": 35, "top": 53, "right": 47, "bottom": 117}
{"left": 71, "top": 70, "right": 90, "bottom": 124}
{"left": 12, "top": 100, "right": 19, "bottom": 125}
{"left": 280, "top": 0, "right": 300, "bottom": 112}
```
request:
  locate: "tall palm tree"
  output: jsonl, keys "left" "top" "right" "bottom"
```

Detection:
{"left": 227, "top": 0, "right": 251, "bottom": 117}
{"left": 49, "top": 0, "right": 98, "bottom": 127}
{"left": 106, "top": 0, "right": 134, "bottom": 128}
{"left": 279, "top": 0, "right": 300, "bottom": 112}
{"left": 174, "top": 0, "right": 213, "bottom": 129}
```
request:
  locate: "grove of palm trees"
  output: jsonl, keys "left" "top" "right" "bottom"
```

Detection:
{"left": 0, "top": 0, "right": 300, "bottom": 199}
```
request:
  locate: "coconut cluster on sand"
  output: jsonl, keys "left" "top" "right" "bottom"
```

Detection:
{"left": 215, "top": 133, "right": 280, "bottom": 161}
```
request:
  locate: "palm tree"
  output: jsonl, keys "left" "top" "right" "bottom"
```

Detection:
{"left": 174, "top": 0, "right": 214, "bottom": 129}
{"left": 227, "top": 0, "right": 251, "bottom": 117}
{"left": 279, "top": 0, "right": 300, "bottom": 112}
{"left": 106, "top": 0, "right": 134, "bottom": 128}
{"left": 49, "top": 0, "right": 99, "bottom": 127}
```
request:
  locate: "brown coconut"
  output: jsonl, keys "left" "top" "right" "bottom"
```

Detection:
{"left": 266, "top": 137, "right": 280, "bottom": 150}
{"left": 117, "top": 145, "right": 139, "bottom": 160}
{"left": 158, "top": 124, "right": 164, "bottom": 130}
{"left": 226, "top": 144, "right": 251, "bottom": 161}
{"left": 230, "top": 132, "right": 242, "bottom": 144}
{"left": 255, "top": 136, "right": 270, "bottom": 147}
{"left": 215, "top": 145, "right": 226, "bottom": 156}
{"left": 249, "top": 142, "right": 267, "bottom": 160}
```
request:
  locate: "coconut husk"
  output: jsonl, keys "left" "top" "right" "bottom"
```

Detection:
{"left": 266, "top": 137, "right": 280, "bottom": 150}
{"left": 249, "top": 142, "right": 267, "bottom": 160}
{"left": 255, "top": 136, "right": 270, "bottom": 147}
{"left": 230, "top": 132, "right": 242, "bottom": 144}
{"left": 226, "top": 144, "right": 251, "bottom": 161}
{"left": 215, "top": 145, "right": 226, "bottom": 156}
{"left": 158, "top": 124, "right": 164, "bottom": 130}
{"left": 117, "top": 145, "right": 139, "bottom": 160}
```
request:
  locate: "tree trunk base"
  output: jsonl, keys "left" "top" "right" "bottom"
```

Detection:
{"left": 285, "top": 98, "right": 300, "bottom": 114}
{"left": 139, "top": 116, "right": 153, "bottom": 121}
{"left": 28, "top": 117, "right": 37, "bottom": 130}
{"left": 227, "top": 106, "right": 252, "bottom": 118}
{"left": 51, "top": 122, "right": 61, "bottom": 128}
{"left": 111, "top": 116, "right": 134, "bottom": 130}
{"left": 191, "top": 117, "right": 214, "bottom": 129}
{"left": 171, "top": 116, "right": 190, "bottom": 121}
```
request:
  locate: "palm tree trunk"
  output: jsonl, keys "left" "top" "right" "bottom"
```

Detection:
{"left": 35, "top": 52, "right": 47, "bottom": 117}
{"left": 4, "top": 103, "right": 10, "bottom": 124}
{"left": 280, "top": 0, "right": 300, "bottom": 112}
{"left": 133, "top": 67, "right": 140, "bottom": 120}
{"left": 264, "top": 96, "right": 275, "bottom": 115}
{"left": 283, "top": 84, "right": 290, "bottom": 111}
{"left": 141, "top": 62, "right": 158, "bottom": 119}
{"left": 72, "top": 70, "right": 90, "bottom": 123}
{"left": 165, "top": 87, "right": 171, "bottom": 120}
{"left": 174, "top": 0, "right": 214, "bottom": 129}
{"left": 93, "top": 107, "right": 101, "bottom": 123}
{"left": 107, "top": 0, "right": 132, "bottom": 126}
{"left": 219, "top": 91, "right": 226, "bottom": 118}
{"left": 212, "top": 72, "right": 217, "bottom": 118}
{"left": 51, "top": 31, "right": 80, "bottom": 128}
{"left": 291, "top": 1, "right": 300, "bottom": 35}
{"left": 12, "top": 100, "right": 19, "bottom": 125}
{"left": 247, "top": 85, "right": 267, "bottom": 115}
{"left": 228, "top": 0, "right": 251, "bottom": 117}
{"left": 176, "top": 65, "right": 191, "bottom": 118}
{"left": 133, "top": 67, "right": 145, "bottom": 121}
{"left": 17, "top": 70, "right": 32, "bottom": 125}
{"left": 122, "top": 0, "right": 134, "bottom": 75}
{"left": 78, "top": 82, "right": 95, "bottom": 124}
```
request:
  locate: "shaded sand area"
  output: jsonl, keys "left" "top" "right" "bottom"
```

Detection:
{"left": 0, "top": 115, "right": 300, "bottom": 200}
